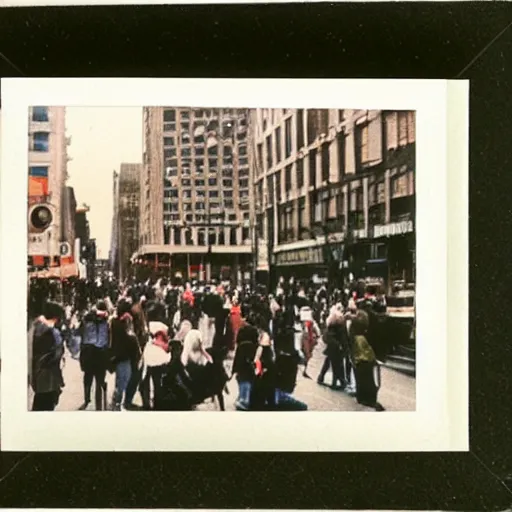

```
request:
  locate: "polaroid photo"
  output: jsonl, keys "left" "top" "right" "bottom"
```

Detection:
{"left": 0, "top": 78, "right": 468, "bottom": 451}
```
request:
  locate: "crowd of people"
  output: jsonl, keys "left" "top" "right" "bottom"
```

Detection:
{"left": 28, "top": 274, "right": 387, "bottom": 413}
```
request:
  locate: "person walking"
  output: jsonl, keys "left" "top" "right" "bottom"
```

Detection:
{"left": 109, "top": 299, "right": 140, "bottom": 411}
{"left": 350, "top": 309, "right": 385, "bottom": 411}
{"left": 31, "top": 301, "right": 65, "bottom": 411}
{"left": 78, "top": 300, "right": 110, "bottom": 411}
{"left": 317, "top": 309, "right": 347, "bottom": 390}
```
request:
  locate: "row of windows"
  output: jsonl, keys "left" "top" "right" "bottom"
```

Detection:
{"left": 256, "top": 111, "right": 415, "bottom": 177}
{"left": 163, "top": 225, "right": 250, "bottom": 246}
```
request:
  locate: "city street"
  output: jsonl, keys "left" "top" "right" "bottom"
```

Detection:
{"left": 27, "top": 328, "right": 415, "bottom": 412}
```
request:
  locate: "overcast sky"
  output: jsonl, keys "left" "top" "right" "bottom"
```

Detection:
{"left": 66, "top": 107, "right": 143, "bottom": 258}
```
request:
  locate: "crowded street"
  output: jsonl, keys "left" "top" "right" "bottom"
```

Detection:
{"left": 28, "top": 280, "right": 415, "bottom": 411}
{"left": 27, "top": 321, "right": 415, "bottom": 412}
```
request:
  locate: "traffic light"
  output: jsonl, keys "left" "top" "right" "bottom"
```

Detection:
{"left": 28, "top": 204, "right": 53, "bottom": 233}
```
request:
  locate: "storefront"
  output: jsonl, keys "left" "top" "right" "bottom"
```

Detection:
{"left": 273, "top": 245, "right": 327, "bottom": 284}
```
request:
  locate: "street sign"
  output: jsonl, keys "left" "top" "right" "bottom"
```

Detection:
{"left": 59, "top": 242, "right": 72, "bottom": 257}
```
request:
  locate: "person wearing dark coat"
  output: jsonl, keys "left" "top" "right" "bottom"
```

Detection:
{"left": 31, "top": 301, "right": 65, "bottom": 411}
{"left": 317, "top": 310, "right": 347, "bottom": 390}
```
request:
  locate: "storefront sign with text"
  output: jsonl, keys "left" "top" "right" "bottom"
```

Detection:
{"left": 373, "top": 220, "right": 414, "bottom": 238}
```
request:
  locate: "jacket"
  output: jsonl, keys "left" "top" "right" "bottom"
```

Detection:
{"left": 81, "top": 312, "right": 110, "bottom": 349}
{"left": 31, "top": 318, "right": 64, "bottom": 394}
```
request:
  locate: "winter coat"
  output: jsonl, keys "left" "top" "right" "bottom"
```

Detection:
{"left": 31, "top": 318, "right": 64, "bottom": 394}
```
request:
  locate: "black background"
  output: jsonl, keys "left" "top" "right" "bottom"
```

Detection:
{"left": 1, "top": 2, "right": 512, "bottom": 509}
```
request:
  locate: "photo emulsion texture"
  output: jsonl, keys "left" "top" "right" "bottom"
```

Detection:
{"left": 27, "top": 107, "right": 416, "bottom": 413}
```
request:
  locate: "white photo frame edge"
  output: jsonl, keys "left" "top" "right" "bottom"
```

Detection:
{"left": 0, "top": 78, "right": 468, "bottom": 452}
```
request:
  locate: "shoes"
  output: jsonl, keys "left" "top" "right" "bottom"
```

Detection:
{"left": 78, "top": 401, "right": 89, "bottom": 411}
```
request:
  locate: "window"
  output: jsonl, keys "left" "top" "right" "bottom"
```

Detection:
{"left": 181, "top": 111, "right": 190, "bottom": 119}
{"left": 238, "top": 145, "right": 247, "bottom": 156}
{"left": 169, "top": 189, "right": 179, "bottom": 198}
{"left": 239, "top": 167, "right": 249, "bottom": 177}
{"left": 209, "top": 190, "right": 219, "bottom": 198}
{"left": 242, "top": 227, "right": 250, "bottom": 242}
{"left": 321, "top": 143, "right": 330, "bottom": 182}
{"left": 32, "top": 107, "right": 49, "bottom": 122}
{"left": 309, "top": 149, "right": 317, "bottom": 187}
{"left": 198, "top": 230, "right": 205, "bottom": 246}
{"left": 223, "top": 179, "right": 233, "bottom": 188}
{"left": 32, "top": 132, "right": 49, "bottom": 152}
{"left": 184, "top": 203, "right": 192, "bottom": 212}
{"left": 392, "top": 173, "right": 408, "bottom": 198}
{"left": 298, "top": 197, "right": 306, "bottom": 236}
{"left": 208, "top": 177, "right": 217, "bottom": 187}
{"left": 257, "top": 143, "right": 263, "bottom": 172}
{"left": 208, "top": 158, "right": 217, "bottom": 170}
{"left": 240, "top": 178, "right": 249, "bottom": 189}
{"left": 239, "top": 156, "right": 248, "bottom": 167}
{"left": 285, "top": 165, "right": 292, "bottom": 192}
{"left": 182, "top": 178, "right": 191, "bottom": 187}
{"left": 181, "top": 147, "right": 191, "bottom": 158}
{"left": 225, "top": 200, "right": 234, "bottom": 209}
{"left": 163, "top": 137, "right": 175, "bottom": 147}
{"left": 357, "top": 124, "right": 369, "bottom": 164}
{"left": 229, "top": 213, "right": 237, "bottom": 221}
{"left": 164, "top": 109, "right": 176, "bottom": 122}
{"left": 267, "top": 176, "right": 274, "bottom": 205}
{"left": 163, "top": 122, "right": 176, "bottom": 132}
{"left": 276, "top": 171, "right": 282, "bottom": 202}
{"left": 266, "top": 135, "right": 273, "bottom": 169}
{"left": 183, "top": 190, "right": 192, "bottom": 199}
{"left": 195, "top": 146, "right": 204, "bottom": 156}
{"left": 407, "top": 111, "right": 415, "bottom": 143}
{"left": 164, "top": 148, "right": 176, "bottom": 159}
{"left": 166, "top": 167, "right": 178, "bottom": 177}
{"left": 185, "top": 229, "right": 193, "bottom": 245}
{"left": 297, "top": 109, "right": 304, "bottom": 150}
{"left": 219, "top": 230, "right": 225, "bottom": 245}
{"left": 275, "top": 127, "right": 282, "bottom": 163}
{"left": 285, "top": 118, "right": 292, "bottom": 158}
{"left": 181, "top": 132, "right": 190, "bottom": 144}
{"left": 171, "top": 227, "right": 180, "bottom": 245}
{"left": 195, "top": 179, "right": 205, "bottom": 187}
{"left": 208, "top": 145, "right": 217, "bottom": 157}
{"left": 170, "top": 203, "right": 179, "bottom": 212}
{"left": 196, "top": 202, "right": 205, "bottom": 210}
{"left": 386, "top": 112, "right": 398, "bottom": 149}
{"left": 224, "top": 190, "right": 233, "bottom": 198}
{"left": 230, "top": 228, "right": 237, "bottom": 245}
{"left": 337, "top": 132, "right": 345, "bottom": 176}
{"left": 398, "top": 112, "right": 408, "bottom": 146}
{"left": 377, "top": 182, "right": 385, "bottom": 203}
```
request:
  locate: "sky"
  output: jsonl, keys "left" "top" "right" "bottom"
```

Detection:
{"left": 66, "top": 107, "right": 143, "bottom": 259}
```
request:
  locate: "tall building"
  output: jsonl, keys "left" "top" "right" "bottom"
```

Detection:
{"left": 138, "top": 107, "right": 252, "bottom": 282}
{"left": 61, "top": 185, "right": 77, "bottom": 256}
{"left": 117, "top": 163, "right": 141, "bottom": 282}
{"left": 252, "top": 108, "right": 416, "bottom": 291}
{"left": 109, "top": 170, "right": 120, "bottom": 276}
{"left": 27, "top": 106, "right": 69, "bottom": 268}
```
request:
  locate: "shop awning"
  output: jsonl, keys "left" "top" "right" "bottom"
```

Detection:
{"left": 29, "top": 263, "right": 78, "bottom": 279}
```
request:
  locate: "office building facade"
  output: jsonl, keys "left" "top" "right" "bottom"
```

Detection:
{"left": 252, "top": 108, "right": 415, "bottom": 291}
{"left": 117, "top": 163, "right": 141, "bottom": 282}
{"left": 138, "top": 107, "right": 252, "bottom": 282}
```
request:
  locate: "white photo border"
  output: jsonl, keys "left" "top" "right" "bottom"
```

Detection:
{"left": 0, "top": 78, "right": 468, "bottom": 451}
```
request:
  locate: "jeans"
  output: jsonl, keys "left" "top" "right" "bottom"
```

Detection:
{"left": 236, "top": 380, "right": 252, "bottom": 410}
{"left": 113, "top": 360, "right": 132, "bottom": 409}
{"left": 125, "top": 360, "right": 143, "bottom": 407}
{"left": 274, "top": 389, "right": 308, "bottom": 410}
